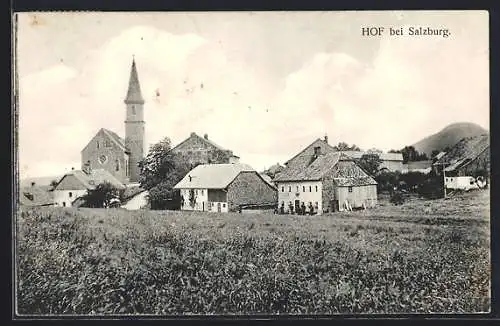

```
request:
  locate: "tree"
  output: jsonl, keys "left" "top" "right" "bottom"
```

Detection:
{"left": 138, "top": 137, "right": 202, "bottom": 210}
{"left": 356, "top": 153, "right": 382, "bottom": 177}
{"left": 333, "top": 142, "right": 361, "bottom": 151}
{"left": 49, "top": 179, "right": 59, "bottom": 190}
{"left": 431, "top": 149, "right": 440, "bottom": 159}
{"left": 81, "top": 182, "right": 123, "bottom": 208}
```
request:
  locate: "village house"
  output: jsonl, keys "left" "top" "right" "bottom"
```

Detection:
{"left": 173, "top": 163, "right": 277, "bottom": 213}
{"left": 51, "top": 165, "right": 125, "bottom": 207}
{"left": 284, "top": 136, "right": 404, "bottom": 173}
{"left": 274, "top": 152, "right": 378, "bottom": 215}
{"left": 170, "top": 132, "right": 240, "bottom": 166}
{"left": 433, "top": 134, "right": 490, "bottom": 190}
{"left": 402, "top": 160, "right": 433, "bottom": 174}
{"left": 19, "top": 182, "right": 55, "bottom": 207}
{"left": 81, "top": 58, "right": 146, "bottom": 184}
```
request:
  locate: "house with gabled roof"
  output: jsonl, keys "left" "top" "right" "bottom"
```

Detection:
{"left": 171, "top": 132, "right": 240, "bottom": 167}
{"left": 51, "top": 166, "right": 126, "bottom": 207}
{"left": 284, "top": 136, "right": 403, "bottom": 173}
{"left": 433, "top": 134, "right": 490, "bottom": 190}
{"left": 19, "top": 183, "right": 55, "bottom": 207}
{"left": 173, "top": 163, "right": 276, "bottom": 213}
{"left": 275, "top": 152, "right": 377, "bottom": 214}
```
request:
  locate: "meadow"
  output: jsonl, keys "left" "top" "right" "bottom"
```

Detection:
{"left": 16, "top": 190, "right": 490, "bottom": 315}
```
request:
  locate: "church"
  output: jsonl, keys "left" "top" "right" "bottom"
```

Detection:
{"left": 81, "top": 58, "right": 146, "bottom": 185}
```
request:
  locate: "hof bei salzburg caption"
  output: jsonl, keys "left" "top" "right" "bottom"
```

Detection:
{"left": 361, "top": 26, "right": 450, "bottom": 38}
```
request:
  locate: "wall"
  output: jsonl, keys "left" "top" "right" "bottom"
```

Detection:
{"left": 227, "top": 172, "right": 277, "bottom": 212}
{"left": 277, "top": 181, "right": 323, "bottom": 214}
{"left": 336, "top": 185, "right": 377, "bottom": 210}
{"left": 380, "top": 160, "right": 404, "bottom": 172}
{"left": 53, "top": 189, "right": 87, "bottom": 207}
{"left": 81, "top": 130, "right": 129, "bottom": 184}
{"left": 172, "top": 134, "right": 232, "bottom": 165}
{"left": 445, "top": 176, "right": 478, "bottom": 190}
{"left": 179, "top": 188, "right": 209, "bottom": 211}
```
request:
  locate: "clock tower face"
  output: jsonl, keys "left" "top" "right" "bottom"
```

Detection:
{"left": 98, "top": 154, "right": 108, "bottom": 165}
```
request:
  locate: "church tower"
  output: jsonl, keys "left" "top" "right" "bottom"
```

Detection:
{"left": 124, "top": 57, "right": 145, "bottom": 183}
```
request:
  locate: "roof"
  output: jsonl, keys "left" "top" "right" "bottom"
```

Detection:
{"left": 19, "top": 186, "right": 54, "bottom": 207}
{"left": 285, "top": 138, "right": 335, "bottom": 166}
{"left": 173, "top": 163, "right": 255, "bottom": 189}
{"left": 101, "top": 128, "right": 127, "bottom": 151}
{"left": 259, "top": 173, "right": 275, "bottom": 187}
{"left": 124, "top": 58, "right": 144, "bottom": 104}
{"left": 340, "top": 151, "right": 403, "bottom": 161}
{"left": 266, "top": 163, "right": 285, "bottom": 175}
{"left": 406, "top": 160, "right": 433, "bottom": 170}
{"left": 172, "top": 132, "right": 234, "bottom": 154}
{"left": 275, "top": 152, "right": 377, "bottom": 186}
{"left": 54, "top": 168, "right": 126, "bottom": 191}
{"left": 434, "top": 134, "right": 489, "bottom": 172}
{"left": 122, "top": 183, "right": 146, "bottom": 200}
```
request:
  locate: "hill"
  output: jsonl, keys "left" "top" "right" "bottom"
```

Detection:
{"left": 412, "top": 122, "right": 488, "bottom": 156}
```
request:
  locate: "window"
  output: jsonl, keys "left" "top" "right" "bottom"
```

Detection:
{"left": 97, "top": 141, "right": 100, "bottom": 149}
{"left": 315, "top": 202, "right": 319, "bottom": 208}
{"left": 115, "top": 160, "right": 120, "bottom": 171}
{"left": 69, "top": 192, "right": 73, "bottom": 198}
{"left": 348, "top": 186, "right": 353, "bottom": 193}
{"left": 314, "top": 146, "right": 321, "bottom": 156}
{"left": 315, "top": 185, "right": 318, "bottom": 192}
{"left": 289, "top": 186, "right": 291, "bottom": 192}
{"left": 303, "top": 186, "right": 306, "bottom": 192}
{"left": 62, "top": 202, "right": 66, "bottom": 207}
{"left": 309, "top": 186, "right": 312, "bottom": 192}
{"left": 201, "top": 189, "right": 204, "bottom": 195}
{"left": 281, "top": 186, "right": 284, "bottom": 192}
{"left": 296, "top": 186, "right": 299, "bottom": 192}
{"left": 125, "top": 160, "right": 129, "bottom": 176}
{"left": 131, "top": 105, "right": 136, "bottom": 115}
{"left": 223, "top": 203, "right": 226, "bottom": 208}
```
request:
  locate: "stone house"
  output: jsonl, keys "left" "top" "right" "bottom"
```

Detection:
{"left": 173, "top": 163, "right": 277, "bottom": 213}
{"left": 51, "top": 166, "right": 125, "bottom": 207}
{"left": 275, "top": 152, "right": 377, "bottom": 214}
{"left": 284, "top": 136, "right": 403, "bottom": 173}
{"left": 171, "top": 132, "right": 240, "bottom": 166}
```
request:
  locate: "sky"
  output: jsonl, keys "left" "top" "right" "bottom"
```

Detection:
{"left": 15, "top": 11, "right": 489, "bottom": 179}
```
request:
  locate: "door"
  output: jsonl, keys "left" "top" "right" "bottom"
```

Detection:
{"left": 294, "top": 200, "right": 300, "bottom": 214}
{"left": 217, "top": 202, "right": 221, "bottom": 212}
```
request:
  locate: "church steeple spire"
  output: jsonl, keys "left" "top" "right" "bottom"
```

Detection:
{"left": 124, "top": 56, "right": 144, "bottom": 104}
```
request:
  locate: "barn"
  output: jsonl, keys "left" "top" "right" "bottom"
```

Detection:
{"left": 173, "top": 163, "right": 277, "bottom": 213}
{"left": 274, "top": 152, "right": 377, "bottom": 214}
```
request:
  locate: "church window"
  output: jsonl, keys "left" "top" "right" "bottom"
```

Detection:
{"left": 98, "top": 155, "right": 107, "bottom": 164}
{"left": 97, "top": 141, "right": 100, "bottom": 149}
{"left": 125, "top": 160, "right": 129, "bottom": 176}
{"left": 132, "top": 105, "right": 136, "bottom": 115}
{"left": 116, "top": 160, "right": 120, "bottom": 171}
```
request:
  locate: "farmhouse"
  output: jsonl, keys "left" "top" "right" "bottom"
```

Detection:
{"left": 19, "top": 183, "right": 55, "bottom": 207}
{"left": 274, "top": 152, "right": 377, "bottom": 215}
{"left": 51, "top": 166, "right": 125, "bottom": 207}
{"left": 433, "top": 134, "right": 490, "bottom": 190}
{"left": 284, "top": 136, "right": 404, "bottom": 173}
{"left": 402, "top": 160, "right": 433, "bottom": 174}
{"left": 173, "top": 163, "right": 277, "bottom": 213}
{"left": 171, "top": 132, "right": 240, "bottom": 166}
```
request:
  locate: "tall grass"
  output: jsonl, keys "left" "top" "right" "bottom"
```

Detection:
{"left": 16, "top": 192, "right": 490, "bottom": 315}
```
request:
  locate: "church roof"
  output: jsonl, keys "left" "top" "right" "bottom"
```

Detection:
{"left": 101, "top": 128, "right": 127, "bottom": 151}
{"left": 124, "top": 58, "right": 144, "bottom": 104}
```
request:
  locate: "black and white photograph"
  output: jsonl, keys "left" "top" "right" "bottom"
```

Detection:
{"left": 14, "top": 10, "right": 490, "bottom": 316}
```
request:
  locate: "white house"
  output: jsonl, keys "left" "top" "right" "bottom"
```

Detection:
{"left": 173, "top": 163, "right": 277, "bottom": 213}
{"left": 52, "top": 166, "right": 125, "bottom": 207}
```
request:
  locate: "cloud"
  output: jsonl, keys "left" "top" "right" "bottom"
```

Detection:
{"left": 18, "top": 19, "right": 489, "bottom": 179}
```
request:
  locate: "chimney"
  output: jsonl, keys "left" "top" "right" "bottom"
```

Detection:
{"left": 204, "top": 134, "right": 208, "bottom": 140}
{"left": 324, "top": 134, "right": 328, "bottom": 144}
{"left": 71, "top": 167, "right": 75, "bottom": 171}
{"left": 190, "top": 132, "right": 196, "bottom": 137}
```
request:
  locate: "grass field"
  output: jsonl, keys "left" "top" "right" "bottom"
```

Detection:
{"left": 16, "top": 190, "right": 490, "bottom": 315}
